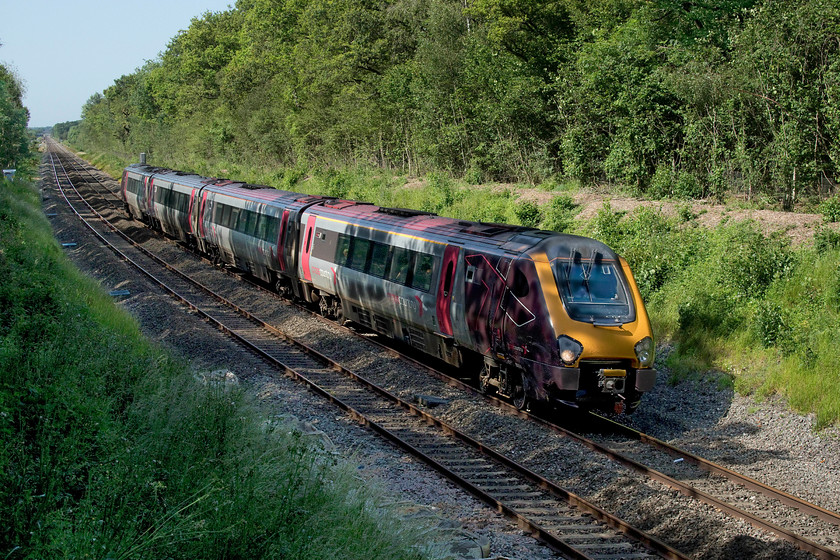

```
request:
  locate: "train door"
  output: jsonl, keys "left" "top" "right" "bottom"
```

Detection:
{"left": 300, "top": 214, "right": 317, "bottom": 283}
{"left": 435, "top": 245, "right": 460, "bottom": 336}
{"left": 275, "top": 209, "right": 290, "bottom": 273}
{"left": 145, "top": 176, "right": 155, "bottom": 218}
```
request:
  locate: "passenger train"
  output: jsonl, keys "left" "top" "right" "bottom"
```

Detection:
{"left": 122, "top": 163, "right": 657, "bottom": 413}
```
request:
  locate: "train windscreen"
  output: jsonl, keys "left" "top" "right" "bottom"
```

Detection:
{"left": 552, "top": 251, "right": 636, "bottom": 325}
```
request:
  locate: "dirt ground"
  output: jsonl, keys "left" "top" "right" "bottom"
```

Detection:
{"left": 514, "top": 186, "right": 836, "bottom": 246}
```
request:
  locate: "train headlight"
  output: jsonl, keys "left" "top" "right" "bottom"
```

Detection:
{"left": 557, "top": 335, "right": 583, "bottom": 366}
{"left": 634, "top": 337, "right": 655, "bottom": 368}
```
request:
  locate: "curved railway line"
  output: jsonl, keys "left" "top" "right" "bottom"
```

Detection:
{"left": 42, "top": 138, "right": 840, "bottom": 559}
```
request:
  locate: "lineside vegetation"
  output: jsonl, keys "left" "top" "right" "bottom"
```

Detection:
{"left": 70, "top": 0, "right": 840, "bottom": 209}
{"left": 64, "top": 0, "right": 840, "bottom": 427}
{"left": 0, "top": 175, "right": 435, "bottom": 558}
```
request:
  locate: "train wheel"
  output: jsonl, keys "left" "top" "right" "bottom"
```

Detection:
{"left": 318, "top": 294, "right": 330, "bottom": 318}
{"left": 479, "top": 373, "right": 494, "bottom": 395}
{"left": 510, "top": 369, "right": 529, "bottom": 411}
{"left": 479, "top": 360, "right": 497, "bottom": 395}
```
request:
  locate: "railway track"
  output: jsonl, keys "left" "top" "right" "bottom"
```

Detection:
{"left": 44, "top": 143, "right": 682, "bottom": 559}
{"left": 44, "top": 139, "right": 840, "bottom": 559}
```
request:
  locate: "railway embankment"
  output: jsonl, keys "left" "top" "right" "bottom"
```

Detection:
{"left": 0, "top": 176, "right": 441, "bottom": 559}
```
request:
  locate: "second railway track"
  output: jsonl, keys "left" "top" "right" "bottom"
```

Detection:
{"left": 44, "top": 139, "right": 840, "bottom": 559}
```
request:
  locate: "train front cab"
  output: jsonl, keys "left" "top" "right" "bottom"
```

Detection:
{"left": 518, "top": 237, "right": 656, "bottom": 413}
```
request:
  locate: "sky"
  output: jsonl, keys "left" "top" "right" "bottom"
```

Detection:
{"left": 0, "top": 0, "right": 235, "bottom": 128}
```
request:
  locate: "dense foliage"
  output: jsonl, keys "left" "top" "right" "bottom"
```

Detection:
{"left": 0, "top": 62, "right": 32, "bottom": 174}
{"left": 52, "top": 120, "right": 81, "bottom": 141}
{"left": 72, "top": 0, "right": 840, "bottom": 204}
{"left": 0, "top": 178, "right": 433, "bottom": 558}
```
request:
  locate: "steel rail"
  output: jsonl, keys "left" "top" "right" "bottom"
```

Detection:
{"left": 590, "top": 412, "right": 840, "bottom": 525}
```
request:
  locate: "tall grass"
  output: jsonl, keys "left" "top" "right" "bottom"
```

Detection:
{"left": 1, "top": 176, "right": 433, "bottom": 558}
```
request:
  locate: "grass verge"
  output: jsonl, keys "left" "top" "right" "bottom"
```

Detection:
{"left": 1, "top": 176, "right": 434, "bottom": 558}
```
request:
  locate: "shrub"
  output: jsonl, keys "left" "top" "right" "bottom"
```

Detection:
{"left": 514, "top": 200, "right": 542, "bottom": 228}
{"left": 713, "top": 222, "right": 791, "bottom": 298}
{"left": 819, "top": 195, "right": 840, "bottom": 222}
{"left": 673, "top": 171, "right": 703, "bottom": 199}
{"left": 814, "top": 225, "right": 840, "bottom": 253}
{"left": 752, "top": 301, "right": 789, "bottom": 348}
{"left": 541, "top": 194, "right": 577, "bottom": 232}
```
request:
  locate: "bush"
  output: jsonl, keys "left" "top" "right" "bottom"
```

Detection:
{"left": 814, "top": 225, "right": 840, "bottom": 253}
{"left": 819, "top": 195, "right": 840, "bottom": 222}
{"left": 540, "top": 194, "right": 577, "bottom": 232}
{"left": 752, "top": 301, "right": 789, "bottom": 348}
{"left": 514, "top": 200, "right": 542, "bottom": 227}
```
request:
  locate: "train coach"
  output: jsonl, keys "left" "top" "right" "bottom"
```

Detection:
{"left": 122, "top": 163, "right": 656, "bottom": 413}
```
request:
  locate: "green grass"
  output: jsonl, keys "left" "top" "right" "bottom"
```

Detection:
{"left": 1, "top": 176, "right": 435, "bottom": 558}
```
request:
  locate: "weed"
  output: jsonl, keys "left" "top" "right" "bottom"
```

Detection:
{"left": 514, "top": 200, "right": 542, "bottom": 228}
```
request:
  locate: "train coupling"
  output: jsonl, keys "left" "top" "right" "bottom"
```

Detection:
{"left": 597, "top": 368, "right": 627, "bottom": 395}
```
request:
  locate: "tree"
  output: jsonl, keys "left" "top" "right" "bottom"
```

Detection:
{"left": 0, "top": 64, "right": 31, "bottom": 172}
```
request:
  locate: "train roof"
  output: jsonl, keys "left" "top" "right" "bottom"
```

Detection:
{"left": 307, "top": 199, "right": 619, "bottom": 260}
{"left": 125, "top": 163, "right": 315, "bottom": 205}
{"left": 124, "top": 164, "right": 621, "bottom": 260}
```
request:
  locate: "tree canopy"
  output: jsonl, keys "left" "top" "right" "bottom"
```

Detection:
{"left": 73, "top": 0, "right": 840, "bottom": 203}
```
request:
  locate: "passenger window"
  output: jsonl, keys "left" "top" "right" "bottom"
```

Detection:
{"left": 411, "top": 254, "right": 435, "bottom": 292}
{"left": 229, "top": 208, "right": 241, "bottom": 230}
{"left": 368, "top": 243, "right": 390, "bottom": 277}
{"left": 388, "top": 248, "right": 412, "bottom": 285}
{"left": 256, "top": 214, "right": 268, "bottom": 240}
{"left": 244, "top": 211, "right": 258, "bottom": 236}
{"left": 335, "top": 234, "right": 351, "bottom": 266}
{"left": 264, "top": 216, "right": 280, "bottom": 243}
{"left": 349, "top": 238, "right": 371, "bottom": 271}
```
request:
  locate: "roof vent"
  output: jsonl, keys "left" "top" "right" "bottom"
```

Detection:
{"left": 376, "top": 207, "right": 435, "bottom": 218}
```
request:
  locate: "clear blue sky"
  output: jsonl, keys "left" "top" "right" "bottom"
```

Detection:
{"left": 0, "top": 0, "right": 235, "bottom": 128}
